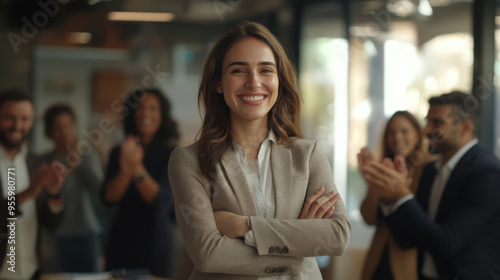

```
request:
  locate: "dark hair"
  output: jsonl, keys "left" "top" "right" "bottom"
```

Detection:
{"left": 197, "top": 20, "right": 303, "bottom": 180}
{"left": 123, "top": 88, "right": 179, "bottom": 147}
{"left": 43, "top": 104, "right": 76, "bottom": 138}
{"left": 428, "top": 90, "right": 478, "bottom": 132}
{"left": 381, "top": 111, "right": 427, "bottom": 169}
{"left": 0, "top": 89, "right": 32, "bottom": 108}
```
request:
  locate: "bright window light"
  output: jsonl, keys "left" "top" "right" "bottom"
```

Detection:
{"left": 108, "top": 12, "right": 175, "bottom": 22}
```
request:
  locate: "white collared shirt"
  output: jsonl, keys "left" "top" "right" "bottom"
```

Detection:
{"left": 0, "top": 145, "right": 38, "bottom": 279}
{"left": 422, "top": 138, "right": 478, "bottom": 278}
{"left": 232, "top": 131, "right": 291, "bottom": 280}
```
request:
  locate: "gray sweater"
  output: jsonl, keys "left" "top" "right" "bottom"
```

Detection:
{"left": 43, "top": 151, "right": 103, "bottom": 236}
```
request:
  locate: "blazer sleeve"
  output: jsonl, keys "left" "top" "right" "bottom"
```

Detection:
{"left": 385, "top": 163, "right": 500, "bottom": 261}
{"left": 249, "top": 141, "right": 351, "bottom": 258}
{"left": 168, "top": 146, "right": 305, "bottom": 276}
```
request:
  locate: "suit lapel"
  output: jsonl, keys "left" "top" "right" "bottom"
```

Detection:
{"left": 271, "top": 143, "right": 293, "bottom": 219}
{"left": 220, "top": 148, "right": 257, "bottom": 216}
{"left": 416, "top": 163, "right": 437, "bottom": 213}
{"left": 436, "top": 145, "right": 478, "bottom": 221}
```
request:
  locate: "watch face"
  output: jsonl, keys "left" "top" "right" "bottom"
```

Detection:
{"left": 134, "top": 174, "right": 146, "bottom": 182}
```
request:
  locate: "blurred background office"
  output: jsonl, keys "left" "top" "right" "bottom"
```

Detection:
{"left": 1, "top": 0, "right": 499, "bottom": 279}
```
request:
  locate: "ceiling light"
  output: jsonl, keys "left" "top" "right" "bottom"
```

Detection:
{"left": 108, "top": 12, "right": 175, "bottom": 22}
{"left": 387, "top": 0, "right": 416, "bottom": 18}
{"left": 496, "top": 16, "right": 500, "bottom": 25}
{"left": 418, "top": 0, "right": 433, "bottom": 17}
{"left": 88, "top": 0, "right": 103, "bottom": 5}
{"left": 67, "top": 32, "right": 92, "bottom": 44}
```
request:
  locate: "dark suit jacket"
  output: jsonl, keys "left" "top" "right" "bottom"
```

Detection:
{"left": 0, "top": 152, "right": 64, "bottom": 269}
{"left": 385, "top": 144, "right": 500, "bottom": 280}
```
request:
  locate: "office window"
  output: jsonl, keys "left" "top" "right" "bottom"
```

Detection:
{"left": 300, "top": 2, "right": 348, "bottom": 202}
{"left": 301, "top": 1, "right": 473, "bottom": 224}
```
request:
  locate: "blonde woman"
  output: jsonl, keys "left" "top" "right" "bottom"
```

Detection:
{"left": 359, "top": 111, "right": 433, "bottom": 280}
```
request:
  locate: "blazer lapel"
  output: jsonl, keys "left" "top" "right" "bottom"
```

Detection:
{"left": 220, "top": 148, "right": 257, "bottom": 216}
{"left": 271, "top": 143, "right": 294, "bottom": 219}
{"left": 436, "top": 145, "right": 478, "bottom": 221}
{"left": 416, "top": 163, "right": 437, "bottom": 213}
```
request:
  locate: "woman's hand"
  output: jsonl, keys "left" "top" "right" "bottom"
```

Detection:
{"left": 44, "top": 161, "right": 69, "bottom": 196}
{"left": 119, "top": 135, "right": 144, "bottom": 173}
{"left": 299, "top": 187, "right": 340, "bottom": 219}
{"left": 357, "top": 147, "right": 375, "bottom": 184}
{"left": 363, "top": 155, "right": 412, "bottom": 203}
{"left": 213, "top": 211, "right": 250, "bottom": 238}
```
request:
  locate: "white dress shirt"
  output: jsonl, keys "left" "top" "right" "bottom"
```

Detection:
{"left": 232, "top": 131, "right": 292, "bottom": 280}
{"left": 421, "top": 138, "right": 478, "bottom": 279}
{"left": 0, "top": 145, "right": 38, "bottom": 279}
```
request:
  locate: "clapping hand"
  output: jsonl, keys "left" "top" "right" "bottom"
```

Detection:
{"left": 119, "top": 135, "right": 144, "bottom": 173}
{"left": 362, "top": 155, "right": 412, "bottom": 203}
{"left": 29, "top": 161, "right": 69, "bottom": 198}
{"left": 357, "top": 147, "right": 375, "bottom": 188}
{"left": 44, "top": 161, "right": 69, "bottom": 196}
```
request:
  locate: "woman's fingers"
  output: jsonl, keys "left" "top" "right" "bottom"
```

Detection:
{"left": 299, "top": 188, "right": 343, "bottom": 219}
{"left": 304, "top": 191, "right": 337, "bottom": 219}
{"left": 321, "top": 195, "right": 340, "bottom": 219}
{"left": 381, "top": 157, "right": 395, "bottom": 169}
{"left": 360, "top": 147, "right": 374, "bottom": 161}
{"left": 300, "top": 187, "right": 325, "bottom": 217}
{"left": 315, "top": 193, "right": 340, "bottom": 219}
{"left": 394, "top": 155, "right": 409, "bottom": 175}
{"left": 364, "top": 161, "right": 413, "bottom": 199}
{"left": 133, "top": 135, "right": 141, "bottom": 145}
{"left": 357, "top": 154, "right": 364, "bottom": 169}
{"left": 363, "top": 164, "right": 394, "bottom": 190}
{"left": 366, "top": 161, "right": 402, "bottom": 179}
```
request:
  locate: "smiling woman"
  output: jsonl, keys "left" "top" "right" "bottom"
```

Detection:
{"left": 220, "top": 37, "right": 279, "bottom": 127}
{"left": 168, "top": 21, "right": 351, "bottom": 280}
{"left": 101, "top": 88, "right": 179, "bottom": 278}
{"left": 358, "top": 111, "right": 433, "bottom": 280}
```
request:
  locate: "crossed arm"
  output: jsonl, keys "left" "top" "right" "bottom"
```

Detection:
{"left": 168, "top": 143, "right": 350, "bottom": 276}
{"left": 214, "top": 187, "right": 340, "bottom": 239}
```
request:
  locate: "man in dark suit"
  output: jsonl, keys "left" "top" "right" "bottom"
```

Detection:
{"left": 0, "top": 89, "right": 68, "bottom": 280}
{"left": 361, "top": 91, "right": 500, "bottom": 280}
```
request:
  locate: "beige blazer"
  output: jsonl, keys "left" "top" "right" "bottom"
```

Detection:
{"left": 168, "top": 139, "right": 351, "bottom": 280}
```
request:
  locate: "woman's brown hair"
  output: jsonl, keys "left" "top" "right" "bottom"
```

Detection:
{"left": 197, "top": 20, "right": 303, "bottom": 180}
{"left": 381, "top": 111, "right": 428, "bottom": 169}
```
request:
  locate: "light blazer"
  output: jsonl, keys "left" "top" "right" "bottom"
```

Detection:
{"left": 168, "top": 138, "right": 351, "bottom": 280}
{"left": 385, "top": 144, "right": 500, "bottom": 280}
